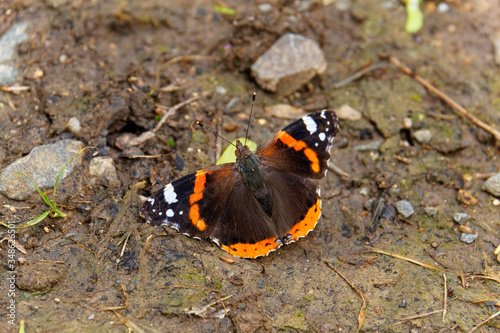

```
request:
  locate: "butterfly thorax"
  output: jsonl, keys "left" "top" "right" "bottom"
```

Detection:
{"left": 235, "top": 140, "right": 272, "bottom": 216}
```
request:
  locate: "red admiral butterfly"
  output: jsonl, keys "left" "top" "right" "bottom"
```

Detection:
{"left": 141, "top": 110, "right": 339, "bottom": 258}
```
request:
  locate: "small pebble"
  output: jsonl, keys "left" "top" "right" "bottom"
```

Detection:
{"left": 258, "top": 3, "right": 272, "bottom": 13}
{"left": 336, "top": 104, "right": 362, "bottom": 121}
{"left": 59, "top": 54, "right": 68, "bottom": 63}
{"left": 413, "top": 129, "right": 432, "bottom": 144}
{"left": 431, "top": 241, "right": 438, "bottom": 248}
{"left": 437, "top": 2, "right": 450, "bottom": 13}
{"left": 460, "top": 233, "right": 477, "bottom": 244}
{"left": 395, "top": 199, "right": 415, "bottom": 218}
{"left": 359, "top": 188, "right": 369, "bottom": 196}
{"left": 402, "top": 117, "right": 412, "bottom": 129}
{"left": 453, "top": 212, "right": 470, "bottom": 225}
{"left": 458, "top": 225, "right": 472, "bottom": 234}
{"left": 33, "top": 69, "right": 44, "bottom": 78}
{"left": 457, "top": 189, "right": 477, "bottom": 205}
{"left": 87, "top": 314, "right": 95, "bottom": 320}
{"left": 424, "top": 207, "right": 438, "bottom": 217}
{"left": 493, "top": 199, "right": 500, "bottom": 206}
{"left": 67, "top": 117, "right": 81, "bottom": 134}
{"left": 215, "top": 86, "right": 227, "bottom": 95}
{"left": 398, "top": 300, "right": 407, "bottom": 308}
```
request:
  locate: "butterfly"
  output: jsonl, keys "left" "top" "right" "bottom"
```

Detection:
{"left": 140, "top": 110, "right": 339, "bottom": 258}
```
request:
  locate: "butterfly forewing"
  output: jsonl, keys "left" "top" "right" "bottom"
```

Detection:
{"left": 257, "top": 110, "right": 339, "bottom": 179}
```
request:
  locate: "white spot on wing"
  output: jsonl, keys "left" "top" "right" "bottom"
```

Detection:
{"left": 163, "top": 183, "right": 178, "bottom": 204}
{"left": 320, "top": 110, "right": 326, "bottom": 119}
{"left": 319, "top": 132, "right": 326, "bottom": 141}
{"left": 179, "top": 211, "right": 183, "bottom": 215}
{"left": 147, "top": 197, "right": 155, "bottom": 204}
{"left": 303, "top": 116, "right": 317, "bottom": 134}
{"left": 167, "top": 209, "right": 174, "bottom": 217}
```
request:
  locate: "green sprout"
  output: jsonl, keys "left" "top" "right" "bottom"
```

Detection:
{"left": 168, "top": 138, "right": 175, "bottom": 148}
{"left": 404, "top": 0, "right": 423, "bottom": 33}
{"left": 1, "top": 147, "right": 90, "bottom": 229}
{"left": 213, "top": 4, "right": 236, "bottom": 16}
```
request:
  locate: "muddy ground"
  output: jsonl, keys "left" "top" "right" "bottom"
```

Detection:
{"left": 0, "top": 0, "right": 499, "bottom": 332}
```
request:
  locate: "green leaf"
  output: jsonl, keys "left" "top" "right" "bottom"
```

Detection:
{"left": 216, "top": 138, "right": 258, "bottom": 165}
{"left": 213, "top": 4, "right": 236, "bottom": 16}
{"left": 405, "top": 0, "right": 423, "bottom": 33}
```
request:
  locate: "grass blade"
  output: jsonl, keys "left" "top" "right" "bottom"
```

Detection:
{"left": 52, "top": 146, "right": 89, "bottom": 206}
{"left": 16, "top": 172, "right": 52, "bottom": 207}
{"left": 1, "top": 210, "right": 51, "bottom": 229}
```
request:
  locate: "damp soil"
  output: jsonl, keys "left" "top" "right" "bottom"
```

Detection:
{"left": 0, "top": 0, "right": 499, "bottom": 332}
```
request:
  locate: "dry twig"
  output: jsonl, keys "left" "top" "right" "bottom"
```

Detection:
{"left": 468, "top": 310, "right": 500, "bottom": 333}
{"left": 333, "top": 63, "right": 391, "bottom": 88}
{"left": 100, "top": 283, "right": 129, "bottom": 311}
{"left": 442, "top": 273, "right": 447, "bottom": 323}
{"left": 388, "top": 55, "right": 500, "bottom": 142}
{"left": 393, "top": 310, "right": 444, "bottom": 326}
{"left": 154, "top": 55, "right": 217, "bottom": 91}
{"left": 367, "top": 247, "right": 447, "bottom": 272}
{"left": 153, "top": 94, "right": 203, "bottom": 133}
{"left": 324, "top": 261, "right": 367, "bottom": 332}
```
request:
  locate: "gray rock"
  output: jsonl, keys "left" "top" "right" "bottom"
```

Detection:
{"left": 0, "top": 140, "right": 84, "bottom": 200}
{"left": 0, "top": 64, "right": 19, "bottom": 86}
{"left": 413, "top": 129, "right": 433, "bottom": 144}
{"left": 453, "top": 212, "right": 471, "bottom": 225}
{"left": 88, "top": 157, "right": 120, "bottom": 188}
{"left": 0, "top": 22, "right": 29, "bottom": 85}
{"left": 460, "top": 233, "right": 477, "bottom": 244}
{"left": 483, "top": 173, "right": 500, "bottom": 197}
{"left": 424, "top": 207, "right": 438, "bottom": 217}
{"left": 395, "top": 200, "right": 415, "bottom": 218}
{"left": 0, "top": 22, "right": 28, "bottom": 63}
{"left": 251, "top": 33, "right": 326, "bottom": 95}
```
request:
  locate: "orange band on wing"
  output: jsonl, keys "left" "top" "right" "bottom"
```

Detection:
{"left": 289, "top": 198, "right": 321, "bottom": 240}
{"left": 189, "top": 170, "right": 207, "bottom": 204}
{"left": 189, "top": 171, "right": 209, "bottom": 231}
{"left": 221, "top": 238, "right": 282, "bottom": 259}
{"left": 189, "top": 204, "right": 206, "bottom": 231}
{"left": 276, "top": 131, "right": 320, "bottom": 173}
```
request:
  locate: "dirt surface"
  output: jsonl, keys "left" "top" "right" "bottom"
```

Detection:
{"left": 1, "top": 0, "right": 499, "bottom": 332}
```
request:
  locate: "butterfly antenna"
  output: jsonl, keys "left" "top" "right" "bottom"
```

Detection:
{"left": 244, "top": 92, "right": 256, "bottom": 146}
{"left": 196, "top": 121, "right": 237, "bottom": 148}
